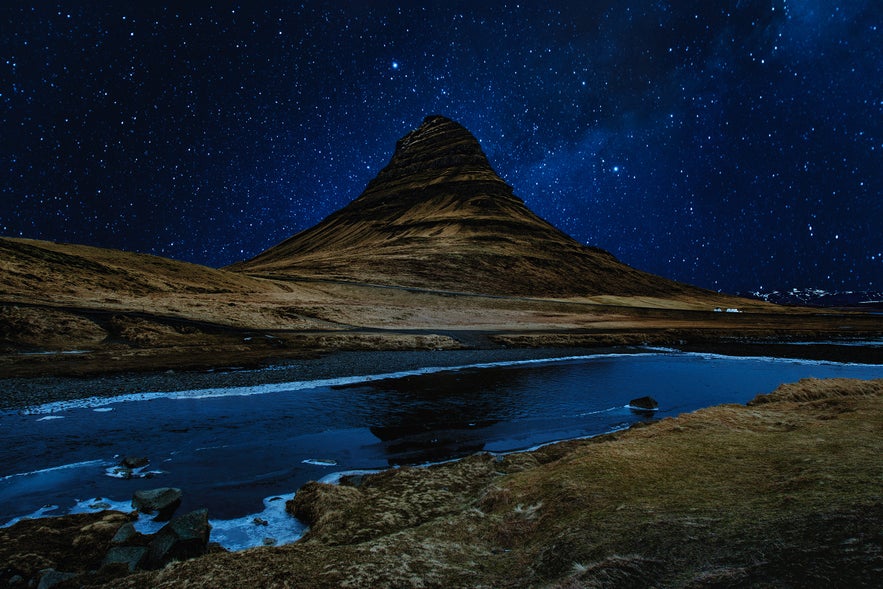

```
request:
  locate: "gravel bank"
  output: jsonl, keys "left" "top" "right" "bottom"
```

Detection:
{"left": 0, "top": 347, "right": 620, "bottom": 412}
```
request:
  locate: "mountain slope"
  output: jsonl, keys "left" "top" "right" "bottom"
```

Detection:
{"left": 0, "top": 237, "right": 268, "bottom": 299}
{"left": 229, "top": 115, "right": 711, "bottom": 298}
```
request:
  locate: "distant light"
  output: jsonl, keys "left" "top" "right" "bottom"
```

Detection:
{"left": 391, "top": 61, "right": 399, "bottom": 70}
{"left": 612, "top": 165, "right": 620, "bottom": 173}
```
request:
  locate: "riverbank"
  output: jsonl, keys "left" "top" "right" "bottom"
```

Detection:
{"left": 4, "top": 268, "right": 883, "bottom": 384}
{"left": 3, "top": 341, "right": 882, "bottom": 413}
{"left": 2, "top": 376, "right": 880, "bottom": 588}
{"left": 0, "top": 347, "right": 621, "bottom": 412}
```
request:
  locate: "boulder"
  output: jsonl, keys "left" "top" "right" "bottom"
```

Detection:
{"left": 132, "top": 487, "right": 182, "bottom": 521}
{"left": 144, "top": 509, "right": 211, "bottom": 570}
{"left": 628, "top": 396, "right": 659, "bottom": 411}
{"left": 102, "top": 546, "right": 147, "bottom": 573}
{"left": 36, "top": 569, "right": 76, "bottom": 589}
{"left": 110, "top": 522, "right": 137, "bottom": 545}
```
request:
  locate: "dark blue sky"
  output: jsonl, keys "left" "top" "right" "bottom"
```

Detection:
{"left": 2, "top": 2, "right": 880, "bottom": 293}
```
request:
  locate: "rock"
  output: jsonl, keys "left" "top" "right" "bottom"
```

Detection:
{"left": 89, "top": 501, "right": 112, "bottom": 510}
{"left": 36, "top": 569, "right": 76, "bottom": 589}
{"left": 120, "top": 456, "right": 149, "bottom": 469}
{"left": 144, "top": 509, "right": 211, "bottom": 570}
{"left": 110, "top": 522, "right": 136, "bottom": 545}
{"left": 252, "top": 517, "right": 268, "bottom": 526}
{"left": 8, "top": 575, "right": 24, "bottom": 586}
{"left": 132, "top": 487, "right": 182, "bottom": 521}
{"left": 262, "top": 537, "right": 277, "bottom": 546}
{"left": 628, "top": 396, "right": 659, "bottom": 411}
{"left": 340, "top": 473, "right": 367, "bottom": 487}
{"left": 102, "top": 546, "right": 147, "bottom": 572}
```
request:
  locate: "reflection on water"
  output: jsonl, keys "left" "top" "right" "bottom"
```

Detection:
{"left": 1, "top": 351, "right": 881, "bottom": 527}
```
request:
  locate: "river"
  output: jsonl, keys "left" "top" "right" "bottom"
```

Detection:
{"left": 1, "top": 349, "right": 880, "bottom": 549}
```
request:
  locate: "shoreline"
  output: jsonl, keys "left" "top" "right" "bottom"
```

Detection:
{"left": 2, "top": 342, "right": 882, "bottom": 413}
{"left": 0, "top": 347, "right": 619, "bottom": 412}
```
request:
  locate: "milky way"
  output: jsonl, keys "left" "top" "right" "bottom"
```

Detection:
{"left": 1, "top": 2, "right": 880, "bottom": 292}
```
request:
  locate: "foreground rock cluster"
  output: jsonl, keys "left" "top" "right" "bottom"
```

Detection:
{"left": 2, "top": 377, "right": 881, "bottom": 588}
{"left": 0, "top": 487, "right": 212, "bottom": 588}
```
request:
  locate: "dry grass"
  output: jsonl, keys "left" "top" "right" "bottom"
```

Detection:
{"left": 3, "top": 236, "right": 880, "bottom": 379}
{"left": 749, "top": 377, "right": 883, "bottom": 404}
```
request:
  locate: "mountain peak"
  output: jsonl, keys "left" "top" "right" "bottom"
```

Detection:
{"left": 395, "top": 115, "right": 480, "bottom": 156}
{"left": 230, "top": 116, "right": 709, "bottom": 299}
{"left": 364, "top": 115, "right": 506, "bottom": 199}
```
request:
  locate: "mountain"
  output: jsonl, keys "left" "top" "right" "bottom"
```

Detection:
{"left": 229, "top": 115, "right": 711, "bottom": 299}
{"left": 3, "top": 117, "right": 882, "bottom": 377}
{"left": 741, "top": 288, "right": 883, "bottom": 309}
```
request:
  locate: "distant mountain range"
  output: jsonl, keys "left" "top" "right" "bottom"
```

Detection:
{"left": 740, "top": 288, "right": 883, "bottom": 309}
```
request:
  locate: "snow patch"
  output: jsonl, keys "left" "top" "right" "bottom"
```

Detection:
{"left": 209, "top": 494, "right": 305, "bottom": 551}
{"left": 0, "top": 459, "right": 108, "bottom": 483}
{"left": 302, "top": 458, "right": 338, "bottom": 467}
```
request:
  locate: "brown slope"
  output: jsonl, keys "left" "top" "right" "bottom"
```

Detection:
{"left": 0, "top": 237, "right": 269, "bottom": 298}
{"left": 0, "top": 236, "right": 291, "bottom": 354}
{"left": 229, "top": 115, "right": 712, "bottom": 298}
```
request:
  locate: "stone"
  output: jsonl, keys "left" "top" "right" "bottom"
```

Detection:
{"left": 628, "top": 396, "right": 659, "bottom": 411}
{"left": 110, "top": 522, "right": 136, "bottom": 545}
{"left": 36, "top": 569, "right": 76, "bottom": 589}
{"left": 120, "top": 456, "right": 149, "bottom": 469}
{"left": 102, "top": 546, "right": 147, "bottom": 573}
{"left": 144, "top": 509, "right": 211, "bottom": 570}
{"left": 132, "top": 487, "right": 182, "bottom": 521}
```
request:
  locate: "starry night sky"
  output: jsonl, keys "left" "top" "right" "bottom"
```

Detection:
{"left": 2, "top": 2, "right": 880, "bottom": 293}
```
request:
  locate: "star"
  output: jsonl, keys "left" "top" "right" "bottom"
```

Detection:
{"left": 0, "top": 2, "right": 879, "bottom": 293}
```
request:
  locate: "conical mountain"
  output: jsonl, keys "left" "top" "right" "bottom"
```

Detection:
{"left": 230, "top": 115, "right": 707, "bottom": 298}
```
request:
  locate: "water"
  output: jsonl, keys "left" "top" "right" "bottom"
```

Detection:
{"left": 1, "top": 350, "right": 880, "bottom": 549}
